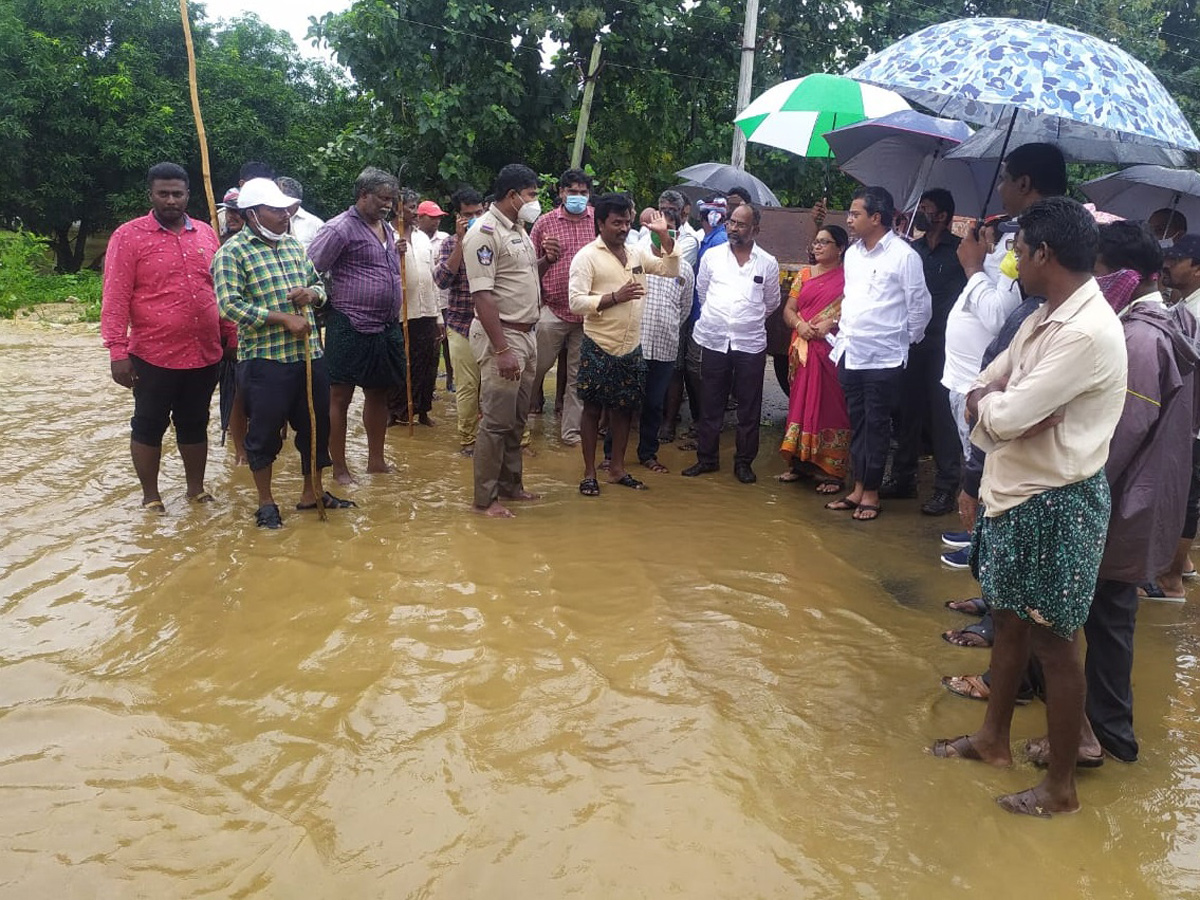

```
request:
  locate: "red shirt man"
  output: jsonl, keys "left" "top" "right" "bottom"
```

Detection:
{"left": 101, "top": 162, "right": 232, "bottom": 511}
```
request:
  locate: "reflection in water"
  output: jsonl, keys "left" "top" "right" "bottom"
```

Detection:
{"left": 1, "top": 323, "right": 1198, "bottom": 897}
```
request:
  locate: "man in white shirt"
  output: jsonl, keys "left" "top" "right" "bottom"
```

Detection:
{"left": 389, "top": 188, "right": 443, "bottom": 426}
{"left": 276, "top": 176, "right": 325, "bottom": 248}
{"left": 682, "top": 203, "right": 781, "bottom": 484}
{"left": 826, "top": 186, "right": 931, "bottom": 520}
{"left": 941, "top": 144, "right": 1067, "bottom": 466}
{"left": 417, "top": 199, "right": 454, "bottom": 391}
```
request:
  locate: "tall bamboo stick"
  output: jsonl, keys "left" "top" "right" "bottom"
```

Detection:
{"left": 179, "top": 0, "right": 217, "bottom": 232}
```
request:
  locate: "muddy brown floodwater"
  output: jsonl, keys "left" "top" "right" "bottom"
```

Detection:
{"left": 1, "top": 321, "right": 1198, "bottom": 898}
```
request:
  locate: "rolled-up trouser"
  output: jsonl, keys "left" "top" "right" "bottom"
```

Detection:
{"left": 470, "top": 321, "right": 536, "bottom": 508}
{"left": 446, "top": 328, "right": 480, "bottom": 448}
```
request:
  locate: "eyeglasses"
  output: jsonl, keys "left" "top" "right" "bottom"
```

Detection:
{"left": 812, "top": 239, "right": 835, "bottom": 246}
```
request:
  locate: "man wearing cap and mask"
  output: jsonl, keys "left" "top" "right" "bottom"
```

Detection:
{"left": 101, "top": 161, "right": 235, "bottom": 512}
{"left": 417, "top": 199, "right": 455, "bottom": 391}
{"left": 217, "top": 187, "right": 244, "bottom": 243}
{"left": 307, "top": 167, "right": 407, "bottom": 486}
{"left": 213, "top": 176, "right": 355, "bottom": 528}
{"left": 462, "top": 162, "right": 556, "bottom": 517}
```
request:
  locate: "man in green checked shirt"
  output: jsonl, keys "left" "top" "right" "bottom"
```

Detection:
{"left": 213, "top": 178, "right": 357, "bottom": 528}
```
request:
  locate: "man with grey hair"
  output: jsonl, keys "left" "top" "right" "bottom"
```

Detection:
{"left": 307, "top": 166, "right": 406, "bottom": 485}
{"left": 275, "top": 176, "right": 325, "bottom": 247}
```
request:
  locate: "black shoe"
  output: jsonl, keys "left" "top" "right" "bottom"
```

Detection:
{"left": 878, "top": 479, "right": 917, "bottom": 499}
{"left": 682, "top": 461, "right": 719, "bottom": 477}
{"left": 255, "top": 503, "right": 283, "bottom": 529}
{"left": 921, "top": 489, "right": 957, "bottom": 516}
{"left": 734, "top": 462, "right": 757, "bottom": 484}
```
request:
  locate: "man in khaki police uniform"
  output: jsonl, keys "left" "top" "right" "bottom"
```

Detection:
{"left": 462, "top": 163, "right": 560, "bottom": 517}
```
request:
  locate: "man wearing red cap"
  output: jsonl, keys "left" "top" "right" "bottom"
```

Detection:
{"left": 417, "top": 199, "right": 455, "bottom": 392}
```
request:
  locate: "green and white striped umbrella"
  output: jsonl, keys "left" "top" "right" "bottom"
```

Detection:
{"left": 735, "top": 74, "right": 911, "bottom": 158}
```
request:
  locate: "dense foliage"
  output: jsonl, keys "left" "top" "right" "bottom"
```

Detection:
{"left": 2, "top": 0, "right": 1199, "bottom": 274}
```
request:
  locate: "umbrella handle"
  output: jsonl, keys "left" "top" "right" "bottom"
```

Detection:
{"left": 978, "top": 109, "right": 1019, "bottom": 220}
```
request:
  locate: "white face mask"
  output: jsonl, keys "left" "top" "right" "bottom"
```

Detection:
{"left": 1159, "top": 238, "right": 1175, "bottom": 249}
{"left": 518, "top": 200, "right": 542, "bottom": 225}
{"left": 251, "top": 209, "right": 289, "bottom": 242}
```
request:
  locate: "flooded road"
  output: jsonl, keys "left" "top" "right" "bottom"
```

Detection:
{"left": 1, "top": 321, "right": 1198, "bottom": 898}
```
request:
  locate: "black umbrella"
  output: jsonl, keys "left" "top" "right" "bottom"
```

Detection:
{"left": 217, "top": 357, "right": 236, "bottom": 446}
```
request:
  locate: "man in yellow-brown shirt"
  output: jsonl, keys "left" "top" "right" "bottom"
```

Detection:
{"left": 568, "top": 193, "right": 679, "bottom": 495}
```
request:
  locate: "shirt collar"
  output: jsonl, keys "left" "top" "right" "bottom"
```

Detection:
{"left": 144, "top": 211, "right": 195, "bottom": 232}
{"left": 860, "top": 229, "right": 899, "bottom": 255}
{"left": 1042, "top": 278, "right": 1104, "bottom": 325}
{"left": 490, "top": 205, "right": 519, "bottom": 231}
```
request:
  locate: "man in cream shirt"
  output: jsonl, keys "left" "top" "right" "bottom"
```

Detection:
{"left": 568, "top": 193, "right": 678, "bottom": 496}
{"left": 930, "top": 197, "right": 1127, "bottom": 821}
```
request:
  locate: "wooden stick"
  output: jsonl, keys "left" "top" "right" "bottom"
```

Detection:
{"left": 178, "top": 0, "right": 217, "bottom": 233}
{"left": 400, "top": 234, "right": 415, "bottom": 437}
{"left": 303, "top": 334, "right": 327, "bottom": 521}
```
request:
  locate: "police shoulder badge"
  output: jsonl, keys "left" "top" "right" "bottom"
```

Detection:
{"left": 480, "top": 223, "right": 495, "bottom": 234}
{"left": 477, "top": 246, "right": 494, "bottom": 266}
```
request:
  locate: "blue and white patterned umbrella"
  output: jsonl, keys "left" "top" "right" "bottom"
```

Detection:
{"left": 847, "top": 17, "right": 1200, "bottom": 160}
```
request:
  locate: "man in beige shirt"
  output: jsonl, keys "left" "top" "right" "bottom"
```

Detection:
{"left": 931, "top": 197, "right": 1127, "bottom": 820}
{"left": 568, "top": 193, "right": 678, "bottom": 495}
{"left": 461, "top": 164, "right": 557, "bottom": 517}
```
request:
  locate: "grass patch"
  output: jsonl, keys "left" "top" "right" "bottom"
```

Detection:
{"left": 0, "top": 231, "right": 102, "bottom": 321}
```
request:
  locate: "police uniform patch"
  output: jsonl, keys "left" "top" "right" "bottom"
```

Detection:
{"left": 477, "top": 246, "right": 494, "bottom": 266}
{"left": 481, "top": 223, "right": 495, "bottom": 234}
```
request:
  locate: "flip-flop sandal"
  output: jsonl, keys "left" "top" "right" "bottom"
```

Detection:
{"left": 824, "top": 496, "right": 858, "bottom": 511}
{"left": 929, "top": 735, "right": 983, "bottom": 760}
{"left": 642, "top": 458, "right": 669, "bottom": 474}
{"left": 852, "top": 503, "right": 881, "bottom": 521}
{"left": 941, "top": 673, "right": 1033, "bottom": 705}
{"left": 141, "top": 499, "right": 166, "bottom": 513}
{"left": 941, "top": 617, "right": 994, "bottom": 648}
{"left": 944, "top": 597, "right": 990, "bottom": 617}
{"left": 1138, "top": 580, "right": 1185, "bottom": 602}
{"left": 611, "top": 473, "right": 648, "bottom": 490}
{"left": 579, "top": 477, "right": 601, "bottom": 497}
{"left": 1023, "top": 736, "right": 1105, "bottom": 769}
{"left": 1184, "top": 568, "right": 1198, "bottom": 580}
{"left": 996, "top": 787, "right": 1078, "bottom": 819}
{"left": 255, "top": 503, "right": 284, "bottom": 529}
{"left": 297, "top": 491, "right": 358, "bottom": 510}
{"left": 188, "top": 491, "right": 216, "bottom": 503}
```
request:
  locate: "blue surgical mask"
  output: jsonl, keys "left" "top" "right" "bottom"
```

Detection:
{"left": 467, "top": 217, "right": 477, "bottom": 230}
{"left": 564, "top": 194, "right": 588, "bottom": 215}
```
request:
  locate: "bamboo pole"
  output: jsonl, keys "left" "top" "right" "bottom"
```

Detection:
{"left": 179, "top": 0, "right": 217, "bottom": 232}
{"left": 304, "top": 336, "right": 328, "bottom": 521}
{"left": 400, "top": 234, "right": 415, "bottom": 436}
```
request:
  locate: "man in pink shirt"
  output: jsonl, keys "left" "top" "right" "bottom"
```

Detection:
{"left": 101, "top": 162, "right": 235, "bottom": 511}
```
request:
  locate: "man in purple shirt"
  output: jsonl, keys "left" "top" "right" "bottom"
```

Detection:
{"left": 307, "top": 167, "right": 406, "bottom": 486}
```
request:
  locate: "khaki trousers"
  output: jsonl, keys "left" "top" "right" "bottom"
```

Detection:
{"left": 470, "top": 321, "right": 536, "bottom": 508}
{"left": 533, "top": 307, "right": 583, "bottom": 443}
{"left": 446, "top": 329, "right": 480, "bottom": 448}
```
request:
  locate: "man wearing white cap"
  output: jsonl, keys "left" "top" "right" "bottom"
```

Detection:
{"left": 213, "top": 177, "right": 356, "bottom": 528}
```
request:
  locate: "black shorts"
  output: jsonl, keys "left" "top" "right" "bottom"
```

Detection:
{"left": 130, "top": 356, "right": 219, "bottom": 446}
{"left": 237, "top": 356, "right": 333, "bottom": 474}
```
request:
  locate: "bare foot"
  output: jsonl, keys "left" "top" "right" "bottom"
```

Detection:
{"left": 459, "top": 446, "right": 475, "bottom": 458}
{"left": 234, "top": 454, "right": 248, "bottom": 467}
{"left": 473, "top": 500, "right": 514, "bottom": 518}
{"left": 332, "top": 468, "right": 359, "bottom": 486}
{"left": 501, "top": 489, "right": 540, "bottom": 502}
{"left": 996, "top": 783, "right": 1079, "bottom": 818}
{"left": 365, "top": 461, "right": 394, "bottom": 474}
{"left": 522, "top": 446, "right": 537, "bottom": 457}
{"left": 928, "top": 734, "right": 1012, "bottom": 767}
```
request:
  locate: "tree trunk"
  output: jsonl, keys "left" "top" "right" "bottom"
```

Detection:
{"left": 71, "top": 220, "right": 89, "bottom": 273}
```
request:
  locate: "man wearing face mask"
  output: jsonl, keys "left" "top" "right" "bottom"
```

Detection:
{"left": 1148, "top": 208, "right": 1187, "bottom": 248}
{"left": 214, "top": 178, "right": 354, "bottom": 528}
{"left": 528, "top": 168, "right": 589, "bottom": 444}
{"left": 462, "top": 163, "right": 554, "bottom": 517}
{"left": 884, "top": 188, "right": 967, "bottom": 515}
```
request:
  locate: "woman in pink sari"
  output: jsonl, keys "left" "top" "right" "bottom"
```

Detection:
{"left": 778, "top": 226, "right": 850, "bottom": 492}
